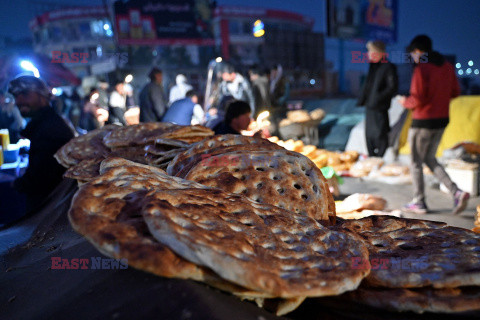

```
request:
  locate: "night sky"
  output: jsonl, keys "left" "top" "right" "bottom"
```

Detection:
{"left": 1, "top": 0, "right": 479, "bottom": 72}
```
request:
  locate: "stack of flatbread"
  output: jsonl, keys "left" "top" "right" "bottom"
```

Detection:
{"left": 68, "top": 157, "right": 368, "bottom": 315}
{"left": 54, "top": 123, "right": 213, "bottom": 184}
{"left": 327, "top": 216, "right": 480, "bottom": 314}
{"left": 61, "top": 132, "right": 480, "bottom": 316}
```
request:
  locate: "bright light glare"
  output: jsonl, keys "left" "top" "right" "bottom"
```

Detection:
{"left": 310, "top": 79, "right": 316, "bottom": 85}
{"left": 125, "top": 74, "right": 133, "bottom": 83}
{"left": 215, "top": 57, "right": 223, "bottom": 63}
{"left": 455, "top": 63, "right": 461, "bottom": 69}
{"left": 20, "top": 60, "right": 40, "bottom": 78}
{"left": 468, "top": 60, "right": 474, "bottom": 66}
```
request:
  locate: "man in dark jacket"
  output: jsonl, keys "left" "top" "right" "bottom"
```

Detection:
{"left": 357, "top": 40, "right": 398, "bottom": 157}
{"left": 399, "top": 35, "right": 469, "bottom": 215}
{"left": 162, "top": 90, "right": 204, "bottom": 125}
{"left": 8, "top": 75, "right": 75, "bottom": 214}
{"left": 139, "top": 68, "right": 167, "bottom": 122}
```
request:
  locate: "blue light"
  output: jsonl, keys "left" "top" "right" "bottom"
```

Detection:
{"left": 20, "top": 60, "right": 40, "bottom": 78}
{"left": 103, "top": 23, "right": 110, "bottom": 31}
{"left": 310, "top": 79, "right": 316, "bottom": 85}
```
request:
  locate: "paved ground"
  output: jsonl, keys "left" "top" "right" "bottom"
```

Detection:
{"left": 339, "top": 176, "right": 480, "bottom": 230}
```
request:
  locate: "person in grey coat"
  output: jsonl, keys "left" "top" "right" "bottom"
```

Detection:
{"left": 139, "top": 68, "right": 168, "bottom": 122}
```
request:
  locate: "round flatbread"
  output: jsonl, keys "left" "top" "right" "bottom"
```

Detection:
{"left": 55, "top": 124, "right": 117, "bottom": 167}
{"left": 332, "top": 215, "right": 480, "bottom": 288}
{"left": 142, "top": 187, "right": 369, "bottom": 298}
{"left": 342, "top": 286, "right": 480, "bottom": 314}
{"left": 185, "top": 149, "right": 335, "bottom": 225}
{"left": 167, "top": 134, "right": 283, "bottom": 177}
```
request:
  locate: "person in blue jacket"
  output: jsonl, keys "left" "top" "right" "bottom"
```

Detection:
{"left": 161, "top": 90, "right": 205, "bottom": 125}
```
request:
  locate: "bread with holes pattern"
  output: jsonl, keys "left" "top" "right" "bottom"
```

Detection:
{"left": 341, "top": 286, "right": 480, "bottom": 314}
{"left": 184, "top": 149, "right": 335, "bottom": 225}
{"left": 167, "top": 134, "right": 283, "bottom": 177}
{"left": 68, "top": 158, "right": 288, "bottom": 300}
{"left": 332, "top": 215, "right": 480, "bottom": 288}
{"left": 142, "top": 187, "right": 370, "bottom": 298}
{"left": 55, "top": 124, "right": 118, "bottom": 168}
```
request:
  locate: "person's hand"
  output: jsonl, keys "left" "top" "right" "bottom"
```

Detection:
{"left": 397, "top": 95, "right": 406, "bottom": 106}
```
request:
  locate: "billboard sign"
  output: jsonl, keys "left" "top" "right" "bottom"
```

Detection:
{"left": 327, "top": 0, "right": 397, "bottom": 43}
{"left": 114, "top": 0, "right": 215, "bottom": 46}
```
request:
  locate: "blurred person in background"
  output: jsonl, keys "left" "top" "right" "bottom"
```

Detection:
{"left": 139, "top": 67, "right": 168, "bottom": 122}
{"left": 398, "top": 34, "right": 469, "bottom": 215}
{"left": 169, "top": 74, "right": 193, "bottom": 104}
{"left": 213, "top": 100, "right": 252, "bottom": 135}
{"left": 249, "top": 66, "right": 271, "bottom": 118}
{"left": 0, "top": 92, "right": 25, "bottom": 143}
{"left": 8, "top": 75, "right": 75, "bottom": 215}
{"left": 269, "top": 65, "right": 290, "bottom": 110}
{"left": 162, "top": 90, "right": 205, "bottom": 125}
{"left": 269, "top": 65, "right": 290, "bottom": 135}
{"left": 216, "top": 64, "right": 255, "bottom": 115}
{"left": 81, "top": 88, "right": 108, "bottom": 131}
{"left": 108, "top": 80, "right": 128, "bottom": 126}
{"left": 96, "top": 79, "right": 110, "bottom": 110}
{"left": 357, "top": 40, "right": 398, "bottom": 157}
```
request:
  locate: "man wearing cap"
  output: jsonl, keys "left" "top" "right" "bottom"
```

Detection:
{"left": 398, "top": 35, "right": 469, "bottom": 215}
{"left": 139, "top": 68, "right": 168, "bottom": 122}
{"left": 357, "top": 40, "right": 398, "bottom": 158}
{"left": 8, "top": 75, "right": 75, "bottom": 215}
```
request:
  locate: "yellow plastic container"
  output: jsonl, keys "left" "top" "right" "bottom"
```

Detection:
{"left": 0, "top": 129, "right": 10, "bottom": 149}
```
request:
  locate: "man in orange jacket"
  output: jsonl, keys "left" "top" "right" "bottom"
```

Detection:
{"left": 399, "top": 35, "right": 469, "bottom": 215}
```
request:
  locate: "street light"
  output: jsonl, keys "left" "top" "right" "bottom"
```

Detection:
{"left": 20, "top": 60, "right": 40, "bottom": 78}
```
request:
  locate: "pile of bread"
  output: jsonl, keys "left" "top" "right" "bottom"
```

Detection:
{"left": 55, "top": 125, "right": 480, "bottom": 316}
{"left": 279, "top": 109, "right": 326, "bottom": 127}
{"left": 267, "top": 136, "right": 359, "bottom": 173}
